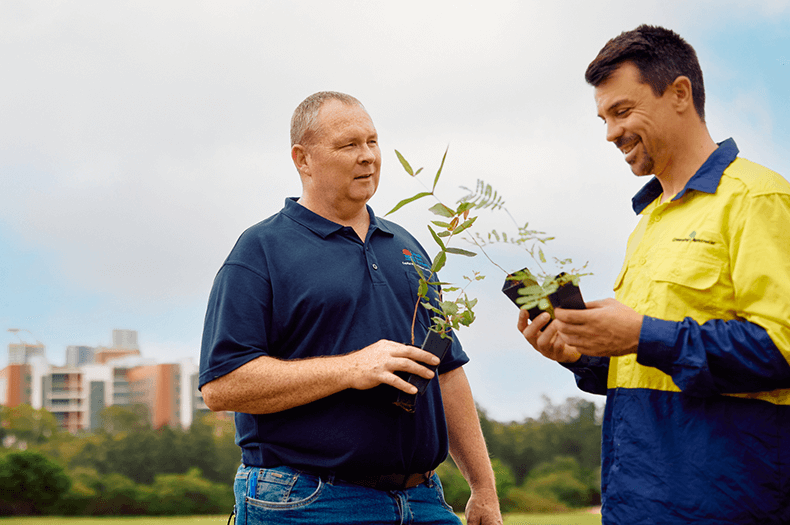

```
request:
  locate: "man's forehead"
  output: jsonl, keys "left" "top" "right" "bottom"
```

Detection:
{"left": 593, "top": 64, "right": 644, "bottom": 113}
{"left": 316, "top": 102, "right": 376, "bottom": 136}
{"left": 319, "top": 100, "right": 371, "bottom": 122}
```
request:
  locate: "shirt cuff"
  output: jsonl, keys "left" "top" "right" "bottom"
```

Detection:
{"left": 637, "top": 315, "right": 682, "bottom": 370}
{"left": 561, "top": 354, "right": 603, "bottom": 371}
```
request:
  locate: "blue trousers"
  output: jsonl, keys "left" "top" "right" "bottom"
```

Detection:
{"left": 233, "top": 465, "right": 462, "bottom": 525}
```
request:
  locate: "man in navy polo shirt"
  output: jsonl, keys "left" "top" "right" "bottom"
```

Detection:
{"left": 199, "top": 91, "right": 502, "bottom": 525}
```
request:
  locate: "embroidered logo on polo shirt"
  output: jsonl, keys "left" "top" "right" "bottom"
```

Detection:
{"left": 402, "top": 249, "right": 430, "bottom": 271}
{"left": 672, "top": 231, "right": 716, "bottom": 245}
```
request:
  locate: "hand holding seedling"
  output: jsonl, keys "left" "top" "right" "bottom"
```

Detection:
{"left": 518, "top": 308, "right": 582, "bottom": 363}
{"left": 553, "top": 298, "right": 643, "bottom": 357}
{"left": 345, "top": 340, "right": 441, "bottom": 394}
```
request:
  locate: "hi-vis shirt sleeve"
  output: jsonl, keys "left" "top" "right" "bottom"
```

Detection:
{"left": 637, "top": 191, "right": 790, "bottom": 398}
{"left": 562, "top": 355, "right": 610, "bottom": 396}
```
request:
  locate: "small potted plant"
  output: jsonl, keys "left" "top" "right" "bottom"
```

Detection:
{"left": 386, "top": 148, "right": 483, "bottom": 412}
{"left": 387, "top": 148, "right": 589, "bottom": 410}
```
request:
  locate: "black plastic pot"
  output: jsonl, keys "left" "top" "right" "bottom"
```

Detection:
{"left": 502, "top": 269, "right": 585, "bottom": 328}
{"left": 393, "top": 330, "right": 452, "bottom": 413}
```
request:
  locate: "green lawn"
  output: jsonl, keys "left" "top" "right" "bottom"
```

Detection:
{"left": 1, "top": 512, "right": 602, "bottom": 525}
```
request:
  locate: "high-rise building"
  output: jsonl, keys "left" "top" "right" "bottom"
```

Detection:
{"left": 0, "top": 364, "right": 32, "bottom": 407}
{"left": 94, "top": 347, "right": 141, "bottom": 365}
{"left": 8, "top": 343, "right": 45, "bottom": 365}
{"left": 112, "top": 329, "right": 139, "bottom": 350}
{"left": 128, "top": 363, "right": 181, "bottom": 429}
{"left": 1, "top": 330, "right": 211, "bottom": 434}
{"left": 66, "top": 345, "right": 95, "bottom": 367}
{"left": 43, "top": 367, "right": 85, "bottom": 433}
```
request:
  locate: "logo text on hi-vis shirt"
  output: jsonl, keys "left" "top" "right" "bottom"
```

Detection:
{"left": 672, "top": 231, "right": 716, "bottom": 245}
{"left": 402, "top": 249, "right": 430, "bottom": 270}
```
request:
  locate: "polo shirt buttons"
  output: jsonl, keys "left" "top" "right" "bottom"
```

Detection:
{"left": 372, "top": 264, "right": 379, "bottom": 270}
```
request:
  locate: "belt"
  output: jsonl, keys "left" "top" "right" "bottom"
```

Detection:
{"left": 339, "top": 471, "right": 433, "bottom": 491}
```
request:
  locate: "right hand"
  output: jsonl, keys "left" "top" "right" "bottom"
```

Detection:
{"left": 517, "top": 309, "right": 581, "bottom": 364}
{"left": 345, "top": 340, "right": 440, "bottom": 394}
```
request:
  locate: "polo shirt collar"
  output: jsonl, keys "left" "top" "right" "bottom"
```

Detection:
{"left": 281, "top": 197, "right": 394, "bottom": 239}
{"left": 631, "top": 138, "right": 739, "bottom": 214}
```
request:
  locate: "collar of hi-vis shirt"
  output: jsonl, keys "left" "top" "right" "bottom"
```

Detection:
{"left": 631, "top": 138, "right": 739, "bottom": 215}
{"left": 280, "top": 197, "right": 395, "bottom": 241}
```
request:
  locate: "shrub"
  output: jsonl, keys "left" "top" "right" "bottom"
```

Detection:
{"left": 436, "top": 461, "right": 470, "bottom": 511}
{"left": 144, "top": 467, "right": 234, "bottom": 515}
{"left": 0, "top": 450, "right": 71, "bottom": 515}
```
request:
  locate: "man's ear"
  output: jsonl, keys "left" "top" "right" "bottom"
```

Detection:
{"left": 292, "top": 144, "right": 310, "bottom": 175}
{"left": 670, "top": 76, "right": 693, "bottom": 114}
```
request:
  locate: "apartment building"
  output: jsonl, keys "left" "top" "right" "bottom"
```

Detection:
{"left": 1, "top": 331, "right": 207, "bottom": 433}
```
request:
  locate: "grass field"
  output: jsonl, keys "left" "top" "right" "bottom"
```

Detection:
{"left": 1, "top": 512, "right": 602, "bottom": 525}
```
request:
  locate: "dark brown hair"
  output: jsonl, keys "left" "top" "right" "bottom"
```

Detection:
{"left": 585, "top": 25, "right": 706, "bottom": 121}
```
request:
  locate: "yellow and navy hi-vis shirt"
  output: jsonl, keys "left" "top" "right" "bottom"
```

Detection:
{"left": 565, "top": 139, "right": 790, "bottom": 524}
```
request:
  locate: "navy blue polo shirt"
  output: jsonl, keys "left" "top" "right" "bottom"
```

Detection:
{"left": 199, "top": 198, "right": 469, "bottom": 476}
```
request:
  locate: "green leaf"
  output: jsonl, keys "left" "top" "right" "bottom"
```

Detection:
{"left": 395, "top": 150, "right": 414, "bottom": 176}
{"left": 452, "top": 216, "right": 477, "bottom": 235}
{"left": 417, "top": 279, "right": 428, "bottom": 298}
{"left": 431, "top": 220, "right": 452, "bottom": 228}
{"left": 445, "top": 247, "right": 477, "bottom": 257}
{"left": 421, "top": 301, "right": 439, "bottom": 314}
{"left": 428, "top": 203, "right": 454, "bottom": 218}
{"left": 456, "top": 201, "right": 474, "bottom": 214}
{"left": 428, "top": 225, "right": 446, "bottom": 250}
{"left": 385, "top": 192, "right": 432, "bottom": 216}
{"left": 432, "top": 251, "right": 447, "bottom": 273}
{"left": 440, "top": 301, "right": 459, "bottom": 316}
{"left": 432, "top": 146, "right": 449, "bottom": 192}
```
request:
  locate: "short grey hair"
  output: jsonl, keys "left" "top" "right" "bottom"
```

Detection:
{"left": 290, "top": 91, "right": 365, "bottom": 147}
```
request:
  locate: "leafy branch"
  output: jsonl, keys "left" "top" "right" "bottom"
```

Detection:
{"left": 386, "top": 147, "right": 489, "bottom": 342}
{"left": 387, "top": 147, "right": 590, "bottom": 339}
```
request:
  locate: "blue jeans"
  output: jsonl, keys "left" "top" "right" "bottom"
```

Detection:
{"left": 233, "top": 465, "right": 462, "bottom": 525}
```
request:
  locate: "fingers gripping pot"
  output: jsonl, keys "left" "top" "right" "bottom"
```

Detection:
{"left": 393, "top": 331, "right": 452, "bottom": 413}
{"left": 502, "top": 269, "right": 586, "bottom": 328}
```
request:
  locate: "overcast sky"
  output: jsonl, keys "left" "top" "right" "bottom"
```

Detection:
{"left": 1, "top": 1, "right": 788, "bottom": 421}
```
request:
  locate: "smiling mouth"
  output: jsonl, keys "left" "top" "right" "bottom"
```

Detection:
{"left": 618, "top": 138, "right": 639, "bottom": 163}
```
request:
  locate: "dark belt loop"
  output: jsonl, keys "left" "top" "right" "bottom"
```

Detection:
{"left": 325, "top": 471, "right": 336, "bottom": 486}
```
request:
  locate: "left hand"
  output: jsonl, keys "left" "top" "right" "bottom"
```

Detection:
{"left": 552, "top": 298, "right": 643, "bottom": 357}
{"left": 465, "top": 487, "right": 503, "bottom": 525}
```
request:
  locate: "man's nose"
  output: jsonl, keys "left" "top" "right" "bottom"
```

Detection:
{"left": 605, "top": 120, "right": 622, "bottom": 143}
{"left": 359, "top": 144, "right": 378, "bottom": 163}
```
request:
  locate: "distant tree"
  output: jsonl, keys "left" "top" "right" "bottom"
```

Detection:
{"left": 481, "top": 396, "right": 603, "bottom": 486}
{"left": 198, "top": 411, "right": 241, "bottom": 482}
{"left": 0, "top": 450, "right": 71, "bottom": 515}
{"left": 181, "top": 412, "right": 226, "bottom": 483}
{"left": 104, "top": 428, "right": 161, "bottom": 484}
{"left": 88, "top": 472, "right": 148, "bottom": 515}
{"left": 436, "top": 461, "right": 470, "bottom": 511}
{"left": 145, "top": 467, "right": 234, "bottom": 515}
{"left": 523, "top": 456, "right": 599, "bottom": 508}
{"left": 99, "top": 404, "right": 150, "bottom": 434}
{"left": 0, "top": 405, "right": 59, "bottom": 447}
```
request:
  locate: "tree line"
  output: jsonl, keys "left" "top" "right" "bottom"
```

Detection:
{"left": 0, "top": 396, "right": 602, "bottom": 516}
